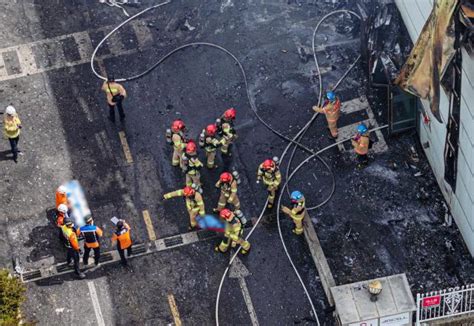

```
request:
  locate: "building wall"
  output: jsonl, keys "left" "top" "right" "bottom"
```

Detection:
{"left": 395, "top": 0, "right": 474, "bottom": 256}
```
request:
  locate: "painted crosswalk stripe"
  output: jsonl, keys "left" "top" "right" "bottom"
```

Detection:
{"left": 142, "top": 210, "right": 157, "bottom": 241}
{"left": 167, "top": 294, "right": 182, "bottom": 326}
{"left": 118, "top": 131, "right": 134, "bottom": 164}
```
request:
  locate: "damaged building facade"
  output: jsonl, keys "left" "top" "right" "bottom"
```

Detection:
{"left": 395, "top": 0, "right": 474, "bottom": 256}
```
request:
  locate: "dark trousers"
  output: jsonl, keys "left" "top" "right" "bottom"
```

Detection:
{"left": 66, "top": 248, "right": 81, "bottom": 275}
{"left": 108, "top": 100, "right": 125, "bottom": 121}
{"left": 8, "top": 136, "right": 19, "bottom": 161}
{"left": 83, "top": 246, "right": 101, "bottom": 265}
{"left": 357, "top": 154, "right": 369, "bottom": 167}
{"left": 117, "top": 245, "right": 132, "bottom": 266}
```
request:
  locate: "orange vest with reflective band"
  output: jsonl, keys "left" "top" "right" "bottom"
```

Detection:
{"left": 61, "top": 225, "right": 80, "bottom": 250}
{"left": 355, "top": 135, "right": 370, "bottom": 155}
{"left": 112, "top": 224, "right": 132, "bottom": 249}
{"left": 323, "top": 99, "right": 341, "bottom": 123}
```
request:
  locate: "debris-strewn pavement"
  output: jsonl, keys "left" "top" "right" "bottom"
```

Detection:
{"left": 0, "top": 0, "right": 472, "bottom": 325}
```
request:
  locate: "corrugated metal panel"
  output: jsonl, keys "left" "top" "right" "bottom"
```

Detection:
{"left": 395, "top": 0, "right": 422, "bottom": 41}
{"left": 396, "top": 0, "right": 474, "bottom": 255}
{"left": 454, "top": 178, "right": 474, "bottom": 232}
{"left": 457, "top": 147, "right": 474, "bottom": 202}
{"left": 414, "top": 0, "right": 434, "bottom": 20}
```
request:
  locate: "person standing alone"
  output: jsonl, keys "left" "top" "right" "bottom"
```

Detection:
{"left": 101, "top": 75, "right": 127, "bottom": 122}
{"left": 3, "top": 106, "right": 22, "bottom": 163}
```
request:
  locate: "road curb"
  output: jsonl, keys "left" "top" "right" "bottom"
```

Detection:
{"left": 303, "top": 212, "right": 336, "bottom": 306}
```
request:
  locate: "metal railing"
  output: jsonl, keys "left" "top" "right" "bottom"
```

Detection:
{"left": 416, "top": 284, "right": 474, "bottom": 325}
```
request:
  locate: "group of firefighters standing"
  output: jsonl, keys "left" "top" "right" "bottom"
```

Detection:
{"left": 161, "top": 103, "right": 331, "bottom": 254}
{"left": 45, "top": 81, "right": 372, "bottom": 277}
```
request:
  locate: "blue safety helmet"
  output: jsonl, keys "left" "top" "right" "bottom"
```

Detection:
{"left": 326, "top": 91, "right": 336, "bottom": 102}
{"left": 290, "top": 191, "right": 304, "bottom": 201}
{"left": 357, "top": 123, "right": 368, "bottom": 134}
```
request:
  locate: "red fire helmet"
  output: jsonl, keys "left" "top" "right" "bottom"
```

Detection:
{"left": 171, "top": 119, "right": 185, "bottom": 132}
{"left": 262, "top": 159, "right": 275, "bottom": 170}
{"left": 220, "top": 172, "right": 233, "bottom": 183}
{"left": 223, "top": 108, "right": 236, "bottom": 120}
{"left": 206, "top": 124, "right": 217, "bottom": 136}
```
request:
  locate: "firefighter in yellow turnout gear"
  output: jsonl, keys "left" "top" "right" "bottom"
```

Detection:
{"left": 218, "top": 108, "right": 237, "bottom": 156}
{"left": 182, "top": 141, "right": 203, "bottom": 187}
{"left": 351, "top": 123, "right": 371, "bottom": 169}
{"left": 312, "top": 90, "right": 341, "bottom": 139}
{"left": 257, "top": 158, "right": 282, "bottom": 208}
{"left": 281, "top": 191, "right": 305, "bottom": 235}
{"left": 214, "top": 172, "right": 240, "bottom": 212}
{"left": 199, "top": 124, "right": 222, "bottom": 169}
{"left": 163, "top": 186, "right": 205, "bottom": 229}
{"left": 215, "top": 209, "right": 250, "bottom": 255}
{"left": 167, "top": 120, "right": 187, "bottom": 167}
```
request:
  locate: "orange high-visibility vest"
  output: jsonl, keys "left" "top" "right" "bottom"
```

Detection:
{"left": 112, "top": 223, "right": 132, "bottom": 250}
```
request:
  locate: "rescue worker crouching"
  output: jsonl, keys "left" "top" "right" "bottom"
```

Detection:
{"left": 217, "top": 108, "right": 237, "bottom": 156}
{"left": 166, "top": 119, "right": 187, "bottom": 168}
{"left": 182, "top": 141, "right": 203, "bottom": 187}
{"left": 215, "top": 209, "right": 250, "bottom": 255}
{"left": 312, "top": 90, "right": 341, "bottom": 139}
{"left": 257, "top": 158, "right": 281, "bottom": 209}
{"left": 351, "top": 123, "right": 370, "bottom": 169}
{"left": 77, "top": 215, "right": 103, "bottom": 266}
{"left": 61, "top": 218, "right": 86, "bottom": 279}
{"left": 280, "top": 191, "right": 305, "bottom": 235}
{"left": 163, "top": 185, "right": 205, "bottom": 230}
{"left": 111, "top": 219, "right": 133, "bottom": 266}
{"left": 199, "top": 124, "right": 222, "bottom": 169}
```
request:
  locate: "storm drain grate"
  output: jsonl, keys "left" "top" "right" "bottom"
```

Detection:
{"left": 132, "top": 243, "right": 146, "bottom": 255}
{"left": 164, "top": 236, "right": 183, "bottom": 248}
{"left": 197, "top": 230, "right": 215, "bottom": 240}
{"left": 100, "top": 253, "right": 113, "bottom": 262}
{"left": 22, "top": 270, "right": 42, "bottom": 281}
{"left": 56, "top": 263, "right": 73, "bottom": 273}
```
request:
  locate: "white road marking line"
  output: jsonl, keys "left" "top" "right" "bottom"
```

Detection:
{"left": 73, "top": 31, "right": 94, "bottom": 60}
{"left": 239, "top": 278, "right": 259, "bottom": 326}
{"left": 87, "top": 281, "right": 106, "bottom": 326}
{"left": 0, "top": 54, "right": 7, "bottom": 78}
{"left": 229, "top": 257, "right": 259, "bottom": 326}
{"left": 130, "top": 21, "right": 154, "bottom": 49}
{"left": 16, "top": 44, "right": 37, "bottom": 75}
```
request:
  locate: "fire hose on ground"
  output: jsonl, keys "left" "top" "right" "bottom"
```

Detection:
{"left": 91, "top": 2, "right": 388, "bottom": 325}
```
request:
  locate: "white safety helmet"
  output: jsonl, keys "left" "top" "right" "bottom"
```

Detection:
{"left": 57, "top": 204, "right": 68, "bottom": 214}
{"left": 5, "top": 106, "right": 16, "bottom": 116}
{"left": 57, "top": 185, "right": 67, "bottom": 194}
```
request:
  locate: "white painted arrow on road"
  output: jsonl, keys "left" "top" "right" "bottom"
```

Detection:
{"left": 229, "top": 257, "right": 259, "bottom": 326}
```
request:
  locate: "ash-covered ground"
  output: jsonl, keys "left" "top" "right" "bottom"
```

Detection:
{"left": 0, "top": 0, "right": 472, "bottom": 325}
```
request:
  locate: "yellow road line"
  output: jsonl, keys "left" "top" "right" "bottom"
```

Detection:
{"left": 167, "top": 294, "right": 182, "bottom": 326}
{"left": 142, "top": 210, "right": 157, "bottom": 241}
{"left": 118, "top": 131, "right": 134, "bottom": 164}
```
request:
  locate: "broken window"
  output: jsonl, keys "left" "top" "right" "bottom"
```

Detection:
{"left": 443, "top": 16, "right": 463, "bottom": 190}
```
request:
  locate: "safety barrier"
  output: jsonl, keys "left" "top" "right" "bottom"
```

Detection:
{"left": 416, "top": 284, "right": 474, "bottom": 325}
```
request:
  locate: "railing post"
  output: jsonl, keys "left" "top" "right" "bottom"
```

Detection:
{"left": 416, "top": 293, "right": 421, "bottom": 326}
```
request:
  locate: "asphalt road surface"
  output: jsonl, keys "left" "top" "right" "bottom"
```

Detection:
{"left": 1, "top": 1, "right": 472, "bottom": 325}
